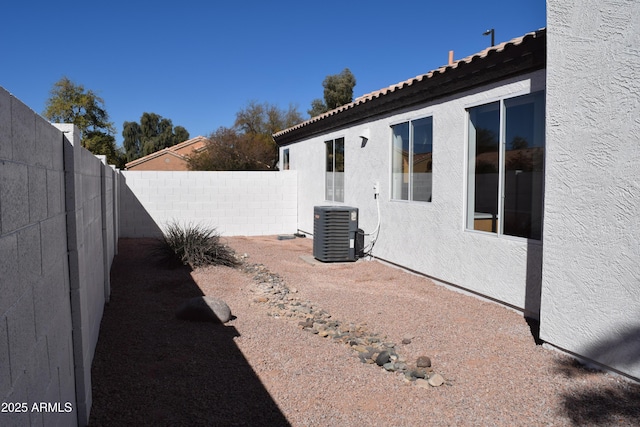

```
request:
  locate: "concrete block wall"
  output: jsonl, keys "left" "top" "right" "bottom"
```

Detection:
{"left": 119, "top": 170, "right": 298, "bottom": 237}
{"left": 96, "top": 156, "right": 118, "bottom": 302}
{"left": 1, "top": 89, "right": 119, "bottom": 426}
{"left": 0, "top": 89, "right": 76, "bottom": 426}
{"left": 58, "top": 124, "right": 117, "bottom": 424}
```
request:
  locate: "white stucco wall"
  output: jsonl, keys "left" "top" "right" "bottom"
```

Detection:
{"left": 541, "top": 1, "right": 640, "bottom": 380}
{"left": 283, "top": 70, "right": 545, "bottom": 317}
{"left": 120, "top": 170, "right": 298, "bottom": 237}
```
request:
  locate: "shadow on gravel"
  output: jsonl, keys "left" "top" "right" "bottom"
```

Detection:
{"left": 89, "top": 238, "right": 290, "bottom": 426}
{"left": 554, "top": 356, "right": 640, "bottom": 426}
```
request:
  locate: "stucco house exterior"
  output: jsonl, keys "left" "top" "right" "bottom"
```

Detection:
{"left": 274, "top": 4, "right": 640, "bottom": 384}
{"left": 275, "top": 29, "right": 547, "bottom": 318}
{"left": 125, "top": 135, "right": 209, "bottom": 170}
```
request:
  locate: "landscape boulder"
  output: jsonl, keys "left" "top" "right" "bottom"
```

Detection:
{"left": 176, "top": 296, "right": 232, "bottom": 323}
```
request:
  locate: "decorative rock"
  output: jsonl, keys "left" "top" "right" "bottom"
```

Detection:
{"left": 416, "top": 356, "right": 432, "bottom": 368}
{"left": 298, "top": 319, "right": 314, "bottom": 329}
{"left": 176, "top": 296, "right": 232, "bottom": 323}
{"left": 427, "top": 373, "right": 445, "bottom": 387}
{"left": 415, "top": 378, "right": 430, "bottom": 389}
{"left": 395, "top": 362, "right": 408, "bottom": 371}
{"left": 375, "top": 351, "right": 391, "bottom": 366}
{"left": 383, "top": 362, "right": 396, "bottom": 372}
{"left": 242, "top": 259, "right": 452, "bottom": 388}
{"left": 353, "top": 345, "right": 368, "bottom": 353}
{"left": 409, "top": 369, "right": 427, "bottom": 379}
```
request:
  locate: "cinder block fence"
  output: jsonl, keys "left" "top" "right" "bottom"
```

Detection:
{"left": 119, "top": 170, "right": 297, "bottom": 238}
{"left": 0, "top": 88, "right": 298, "bottom": 426}
{"left": 0, "top": 89, "right": 118, "bottom": 426}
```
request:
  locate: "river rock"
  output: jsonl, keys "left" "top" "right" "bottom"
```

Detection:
{"left": 383, "top": 362, "right": 397, "bottom": 372}
{"left": 409, "top": 369, "right": 427, "bottom": 379}
{"left": 376, "top": 351, "right": 391, "bottom": 366}
{"left": 415, "top": 378, "right": 431, "bottom": 389}
{"left": 416, "top": 356, "right": 432, "bottom": 368}
{"left": 427, "top": 373, "right": 445, "bottom": 387}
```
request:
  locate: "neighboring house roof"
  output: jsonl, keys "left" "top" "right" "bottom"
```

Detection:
{"left": 125, "top": 135, "right": 210, "bottom": 170}
{"left": 274, "top": 28, "right": 546, "bottom": 146}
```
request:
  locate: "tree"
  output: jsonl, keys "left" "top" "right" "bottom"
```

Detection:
{"left": 187, "top": 127, "right": 272, "bottom": 171}
{"left": 174, "top": 126, "right": 189, "bottom": 143}
{"left": 122, "top": 121, "right": 142, "bottom": 162}
{"left": 308, "top": 68, "right": 356, "bottom": 117}
{"left": 188, "top": 101, "right": 303, "bottom": 171}
{"left": 308, "top": 99, "right": 328, "bottom": 118}
{"left": 83, "top": 131, "right": 126, "bottom": 169}
{"left": 122, "top": 112, "right": 190, "bottom": 162}
{"left": 43, "top": 77, "right": 124, "bottom": 166}
{"left": 235, "top": 101, "right": 303, "bottom": 136}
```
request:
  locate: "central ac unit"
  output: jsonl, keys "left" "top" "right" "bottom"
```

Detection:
{"left": 313, "top": 206, "right": 362, "bottom": 262}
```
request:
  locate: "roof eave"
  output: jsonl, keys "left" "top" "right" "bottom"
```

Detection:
{"left": 274, "top": 29, "right": 546, "bottom": 147}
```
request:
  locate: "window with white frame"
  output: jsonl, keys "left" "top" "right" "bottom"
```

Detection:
{"left": 391, "top": 117, "right": 433, "bottom": 202}
{"left": 282, "top": 148, "right": 290, "bottom": 170}
{"left": 325, "top": 137, "right": 344, "bottom": 202}
{"left": 466, "top": 91, "right": 545, "bottom": 240}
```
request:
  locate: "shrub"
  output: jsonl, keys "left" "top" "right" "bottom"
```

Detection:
{"left": 160, "top": 222, "right": 239, "bottom": 268}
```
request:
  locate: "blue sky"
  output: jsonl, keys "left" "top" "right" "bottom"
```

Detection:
{"left": 1, "top": 1, "right": 545, "bottom": 147}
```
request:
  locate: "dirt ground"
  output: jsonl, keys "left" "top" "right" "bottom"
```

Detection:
{"left": 88, "top": 236, "right": 640, "bottom": 426}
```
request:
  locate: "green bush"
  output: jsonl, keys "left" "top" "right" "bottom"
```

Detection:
{"left": 160, "top": 222, "right": 239, "bottom": 268}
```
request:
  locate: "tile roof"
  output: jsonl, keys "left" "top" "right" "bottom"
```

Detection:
{"left": 274, "top": 28, "right": 546, "bottom": 145}
{"left": 125, "top": 135, "right": 209, "bottom": 169}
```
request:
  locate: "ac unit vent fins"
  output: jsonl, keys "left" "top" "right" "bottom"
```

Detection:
{"left": 313, "top": 206, "right": 360, "bottom": 262}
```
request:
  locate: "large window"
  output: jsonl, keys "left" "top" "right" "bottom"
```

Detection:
{"left": 466, "top": 91, "right": 545, "bottom": 240}
{"left": 325, "top": 137, "right": 344, "bottom": 202}
{"left": 391, "top": 117, "right": 433, "bottom": 202}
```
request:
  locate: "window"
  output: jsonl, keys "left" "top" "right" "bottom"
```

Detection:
{"left": 391, "top": 117, "right": 433, "bottom": 202}
{"left": 466, "top": 91, "right": 545, "bottom": 240}
{"left": 282, "top": 148, "right": 290, "bottom": 170}
{"left": 325, "top": 137, "right": 344, "bottom": 202}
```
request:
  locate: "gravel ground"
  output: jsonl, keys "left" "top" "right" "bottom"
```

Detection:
{"left": 89, "top": 236, "right": 640, "bottom": 426}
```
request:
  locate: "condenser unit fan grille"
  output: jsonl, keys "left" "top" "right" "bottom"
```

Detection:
{"left": 313, "top": 206, "right": 359, "bottom": 262}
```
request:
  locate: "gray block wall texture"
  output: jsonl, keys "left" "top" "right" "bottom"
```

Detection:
{"left": 0, "top": 90, "right": 118, "bottom": 426}
{"left": 1, "top": 87, "right": 299, "bottom": 426}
